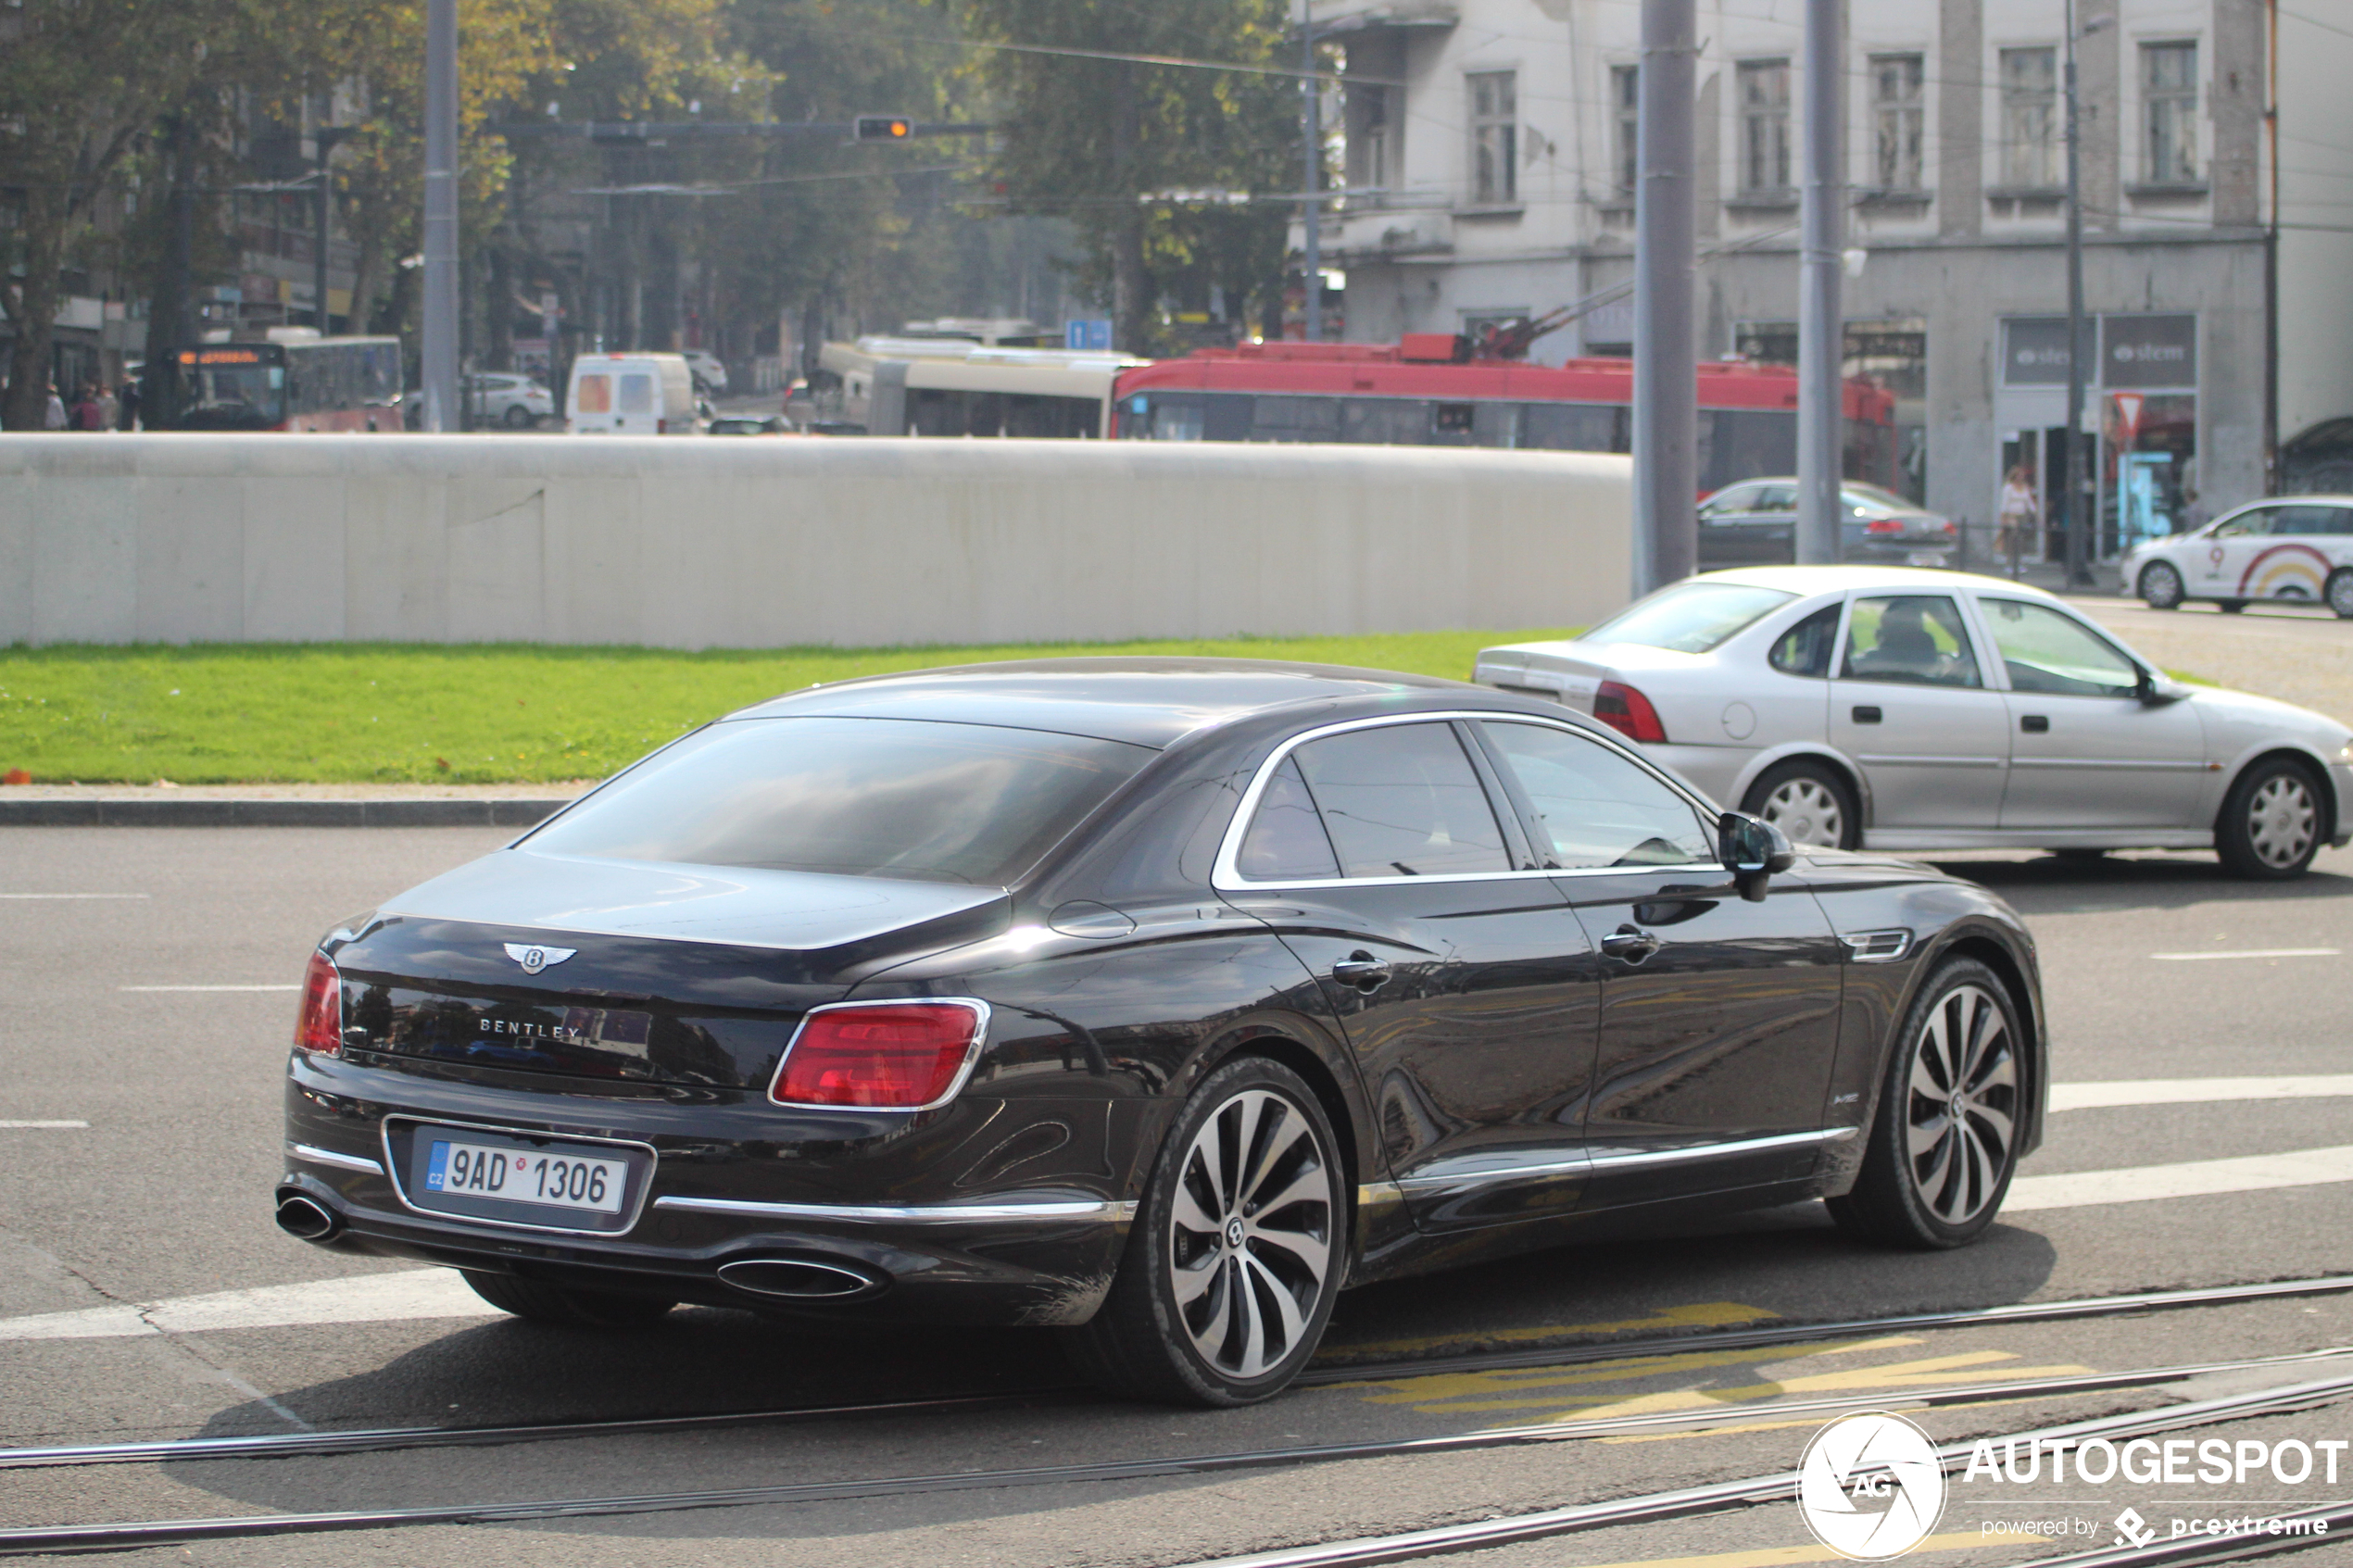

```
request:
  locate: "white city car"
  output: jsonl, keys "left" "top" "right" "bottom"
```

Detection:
{"left": 464, "top": 372, "right": 556, "bottom": 429}
{"left": 2121, "top": 495, "right": 2353, "bottom": 618}
{"left": 1474, "top": 566, "right": 2353, "bottom": 878}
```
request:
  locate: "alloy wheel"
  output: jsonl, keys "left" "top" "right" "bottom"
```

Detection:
{"left": 1904, "top": 984, "right": 2019, "bottom": 1226}
{"left": 2329, "top": 572, "right": 2353, "bottom": 620}
{"left": 2245, "top": 772, "right": 2319, "bottom": 871}
{"left": 1166, "top": 1088, "right": 1335, "bottom": 1380}
{"left": 1762, "top": 776, "right": 1844, "bottom": 847}
{"left": 2141, "top": 562, "right": 2183, "bottom": 610}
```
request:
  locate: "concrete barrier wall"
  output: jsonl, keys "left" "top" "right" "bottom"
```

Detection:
{"left": 0, "top": 435, "right": 1632, "bottom": 648}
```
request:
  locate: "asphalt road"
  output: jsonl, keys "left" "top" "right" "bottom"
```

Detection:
{"left": 6, "top": 633, "right": 2353, "bottom": 1564}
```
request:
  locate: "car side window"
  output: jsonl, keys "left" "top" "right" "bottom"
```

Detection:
{"left": 1980, "top": 599, "right": 2142, "bottom": 697}
{"left": 1289, "top": 724, "right": 1512, "bottom": 878}
{"left": 1700, "top": 483, "right": 1755, "bottom": 518}
{"left": 1236, "top": 757, "right": 1340, "bottom": 881}
{"left": 1479, "top": 721, "right": 1716, "bottom": 871}
{"left": 1841, "top": 595, "right": 1982, "bottom": 688}
{"left": 1768, "top": 604, "right": 1843, "bottom": 678}
{"left": 2269, "top": 505, "right": 2352, "bottom": 537}
{"left": 1753, "top": 483, "right": 1798, "bottom": 513}
{"left": 2211, "top": 508, "right": 2275, "bottom": 538}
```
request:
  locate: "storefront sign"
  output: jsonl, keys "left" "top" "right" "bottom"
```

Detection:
{"left": 2000, "top": 317, "right": 2093, "bottom": 387}
{"left": 2100, "top": 314, "right": 2197, "bottom": 388}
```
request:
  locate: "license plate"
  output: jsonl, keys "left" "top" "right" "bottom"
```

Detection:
{"left": 423, "top": 1138, "right": 626, "bottom": 1215}
{"left": 1906, "top": 549, "right": 1945, "bottom": 567}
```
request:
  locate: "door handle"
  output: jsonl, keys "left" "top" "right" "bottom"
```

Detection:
{"left": 1851, "top": 705, "right": 1882, "bottom": 724}
{"left": 1330, "top": 952, "right": 1391, "bottom": 990}
{"left": 1600, "top": 925, "right": 1662, "bottom": 963}
{"left": 2020, "top": 714, "right": 2050, "bottom": 733}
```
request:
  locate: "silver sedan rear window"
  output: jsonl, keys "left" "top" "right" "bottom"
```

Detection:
{"left": 1582, "top": 582, "right": 1799, "bottom": 654}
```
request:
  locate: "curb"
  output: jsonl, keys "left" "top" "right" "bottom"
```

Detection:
{"left": 0, "top": 799, "right": 573, "bottom": 828}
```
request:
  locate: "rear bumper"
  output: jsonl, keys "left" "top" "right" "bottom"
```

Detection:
{"left": 281, "top": 1053, "right": 1132, "bottom": 1326}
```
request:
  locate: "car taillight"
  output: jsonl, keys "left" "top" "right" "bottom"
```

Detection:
{"left": 1865, "top": 518, "right": 1904, "bottom": 535}
{"left": 1941, "top": 519, "right": 1957, "bottom": 536}
{"left": 296, "top": 952, "right": 343, "bottom": 1056}
{"left": 1592, "top": 681, "right": 1668, "bottom": 744}
{"left": 770, "top": 1001, "right": 987, "bottom": 1110}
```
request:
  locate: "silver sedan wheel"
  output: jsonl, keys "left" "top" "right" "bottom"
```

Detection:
{"left": 1760, "top": 776, "right": 1845, "bottom": 848}
{"left": 1167, "top": 1088, "right": 1335, "bottom": 1381}
{"left": 2245, "top": 771, "right": 2319, "bottom": 871}
{"left": 1905, "top": 984, "right": 2019, "bottom": 1226}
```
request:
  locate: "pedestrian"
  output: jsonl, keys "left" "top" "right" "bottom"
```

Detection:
{"left": 117, "top": 378, "right": 140, "bottom": 431}
{"left": 1996, "top": 464, "right": 2038, "bottom": 566}
{"left": 2178, "top": 485, "right": 2208, "bottom": 534}
{"left": 72, "top": 384, "right": 105, "bottom": 431}
{"left": 95, "top": 382, "right": 119, "bottom": 431}
{"left": 43, "top": 383, "right": 67, "bottom": 430}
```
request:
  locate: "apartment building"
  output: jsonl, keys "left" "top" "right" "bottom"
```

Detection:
{"left": 1307, "top": 0, "right": 2353, "bottom": 553}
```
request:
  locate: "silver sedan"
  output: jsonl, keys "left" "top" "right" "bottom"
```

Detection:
{"left": 1473, "top": 566, "right": 2353, "bottom": 877}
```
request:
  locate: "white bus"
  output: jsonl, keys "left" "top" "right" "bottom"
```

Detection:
{"left": 813, "top": 337, "right": 1140, "bottom": 438}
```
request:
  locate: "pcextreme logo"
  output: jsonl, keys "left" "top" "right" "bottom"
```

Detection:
{"left": 1796, "top": 1412, "right": 1947, "bottom": 1561}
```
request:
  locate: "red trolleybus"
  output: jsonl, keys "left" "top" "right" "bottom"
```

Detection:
{"left": 177, "top": 336, "right": 405, "bottom": 432}
{"left": 1111, "top": 335, "right": 1899, "bottom": 495}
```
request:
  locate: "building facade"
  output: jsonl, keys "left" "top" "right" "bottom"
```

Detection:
{"left": 1307, "top": 0, "right": 2353, "bottom": 556}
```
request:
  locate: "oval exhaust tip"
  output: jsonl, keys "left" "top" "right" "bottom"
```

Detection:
{"left": 716, "top": 1257, "right": 882, "bottom": 1300}
{"left": 274, "top": 1193, "right": 342, "bottom": 1243}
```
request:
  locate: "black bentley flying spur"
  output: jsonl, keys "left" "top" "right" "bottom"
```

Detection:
{"left": 277, "top": 660, "right": 2046, "bottom": 1406}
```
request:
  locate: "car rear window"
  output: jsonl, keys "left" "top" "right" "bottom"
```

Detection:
{"left": 1582, "top": 582, "right": 1799, "bottom": 654}
{"left": 522, "top": 717, "right": 1154, "bottom": 886}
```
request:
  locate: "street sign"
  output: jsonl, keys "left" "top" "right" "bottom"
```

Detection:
{"left": 1065, "top": 319, "right": 1113, "bottom": 351}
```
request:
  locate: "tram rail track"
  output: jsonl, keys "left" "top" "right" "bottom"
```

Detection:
{"left": 6, "top": 1344, "right": 2352, "bottom": 1554}
{"left": 8, "top": 1271, "right": 2350, "bottom": 1475}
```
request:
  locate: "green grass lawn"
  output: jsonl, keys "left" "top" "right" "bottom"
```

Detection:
{"left": 0, "top": 631, "right": 1578, "bottom": 784}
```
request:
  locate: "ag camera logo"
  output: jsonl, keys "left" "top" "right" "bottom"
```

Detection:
{"left": 1798, "top": 1412, "right": 1947, "bottom": 1560}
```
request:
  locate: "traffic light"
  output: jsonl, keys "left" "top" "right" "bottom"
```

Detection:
{"left": 851, "top": 116, "right": 913, "bottom": 144}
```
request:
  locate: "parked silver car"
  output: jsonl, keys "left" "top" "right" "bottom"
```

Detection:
{"left": 1474, "top": 567, "right": 2353, "bottom": 877}
{"left": 1698, "top": 480, "right": 1957, "bottom": 571}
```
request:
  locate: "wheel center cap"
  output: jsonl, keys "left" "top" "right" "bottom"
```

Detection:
{"left": 1225, "top": 1217, "right": 1246, "bottom": 1249}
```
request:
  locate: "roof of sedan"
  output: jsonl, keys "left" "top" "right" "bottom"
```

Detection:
{"left": 726, "top": 658, "right": 1491, "bottom": 747}
{"left": 1692, "top": 565, "right": 2069, "bottom": 600}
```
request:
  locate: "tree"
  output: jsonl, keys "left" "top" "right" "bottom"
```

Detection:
{"left": 955, "top": 0, "right": 1300, "bottom": 353}
{"left": 0, "top": 0, "right": 253, "bottom": 428}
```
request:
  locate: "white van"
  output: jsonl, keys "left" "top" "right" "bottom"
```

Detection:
{"left": 566, "top": 353, "right": 698, "bottom": 434}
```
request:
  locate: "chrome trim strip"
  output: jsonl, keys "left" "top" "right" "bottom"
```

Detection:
{"left": 1838, "top": 928, "right": 1915, "bottom": 963}
{"left": 2007, "top": 759, "right": 2209, "bottom": 771}
{"left": 286, "top": 1142, "right": 384, "bottom": 1176}
{"left": 1853, "top": 755, "right": 2006, "bottom": 769}
{"left": 767, "top": 997, "right": 992, "bottom": 1113}
{"left": 1209, "top": 709, "right": 1726, "bottom": 893}
{"left": 1387, "top": 1128, "right": 1856, "bottom": 1195}
{"left": 379, "top": 1115, "right": 661, "bottom": 1239}
{"left": 653, "top": 1195, "right": 1137, "bottom": 1224}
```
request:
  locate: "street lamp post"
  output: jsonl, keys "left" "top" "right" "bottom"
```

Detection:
{"left": 421, "top": 0, "right": 459, "bottom": 433}
{"left": 1301, "top": 0, "right": 1322, "bottom": 343}
{"left": 312, "top": 128, "right": 355, "bottom": 334}
{"left": 1631, "top": 0, "right": 1699, "bottom": 598}
{"left": 2060, "top": 0, "right": 2106, "bottom": 588}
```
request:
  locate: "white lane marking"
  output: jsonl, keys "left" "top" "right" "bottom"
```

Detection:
{"left": 0, "top": 893, "right": 149, "bottom": 900}
{"left": 0, "top": 1121, "right": 88, "bottom": 1130}
{"left": 117, "top": 985, "right": 300, "bottom": 993}
{"left": 2149, "top": 947, "right": 2339, "bottom": 960}
{"left": 2006, "top": 1144, "right": 2353, "bottom": 1212}
{"left": 0, "top": 1271, "right": 497, "bottom": 1342}
{"left": 2051, "top": 1075, "right": 2353, "bottom": 1111}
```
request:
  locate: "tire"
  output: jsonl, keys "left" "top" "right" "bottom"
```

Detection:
{"left": 2217, "top": 599, "right": 2247, "bottom": 614}
{"left": 2328, "top": 570, "right": 2353, "bottom": 621}
{"left": 1829, "top": 958, "right": 2025, "bottom": 1250}
{"left": 2137, "top": 560, "right": 2184, "bottom": 610}
{"left": 1061, "top": 1056, "right": 1344, "bottom": 1407}
{"left": 502, "top": 404, "right": 535, "bottom": 429}
{"left": 1743, "top": 759, "right": 1860, "bottom": 851}
{"left": 2215, "top": 757, "right": 2325, "bottom": 880}
{"left": 460, "top": 1269, "right": 676, "bottom": 1328}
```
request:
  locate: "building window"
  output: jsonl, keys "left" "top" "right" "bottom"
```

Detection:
{"left": 1467, "top": 70, "right": 1516, "bottom": 204}
{"left": 1999, "top": 46, "right": 2059, "bottom": 189}
{"left": 1870, "top": 53, "right": 1925, "bottom": 192}
{"left": 1353, "top": 83, "right": 1390, "bottom": 191}
{"left": 1737, "top": 59, "right": 1791, "bottom": 194}
{"left": 2144, "top": 42, "right": 2198, "bottom": 184}
{"left": 1612, "top": 64, "right": 1640, "bottom": 197}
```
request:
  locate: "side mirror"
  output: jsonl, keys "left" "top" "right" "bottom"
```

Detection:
{"left": 1718, "top": 810, "right": 1797, "bottom": 902}
{"left": 2140, "top": 672, "right": 2191, "bottom": 705}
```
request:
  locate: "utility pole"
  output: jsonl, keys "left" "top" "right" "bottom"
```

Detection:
{"left": 1794, "top": 0, "right": 1844, "bottom": 564}
{"left": 1301, "top": 0, "right": 1322, "bottom": 342}
{"left": 421, "top": 0, "right": 459, "bottom": 432}
{"left": 2061, "top": 0, "right": 2094, "bottom": 586}
{"left": 143, "top": 114, "right": 196, "bottom": 429}
{"left": 1631, "top": 0, "right": 1699, "bottom": 596}
{"left": 312, "top": 127, "right": 353, "bottom": 333}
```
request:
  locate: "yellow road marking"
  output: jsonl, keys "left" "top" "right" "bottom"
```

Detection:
{"left": 1563, "top": 1528, "right": 2053, "bottom": 1568}
{"left": 1347, "top": 1336, "right": 1925, "bottom": 1413}
{"left": 1551, "top": 1351, "right": 2095, "bottom": 1425}
{"left": 1596, "top": 1392, "right": 2090, "bottom": 1445}
{"left": 1319, "top": 1301, "right": 1777, "bottom": 1363}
